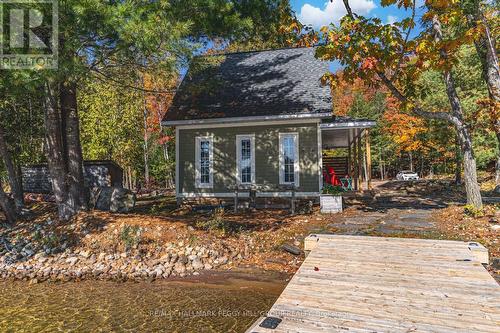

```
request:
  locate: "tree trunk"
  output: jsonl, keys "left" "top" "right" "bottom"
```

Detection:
{"left": 443, "top": 71, "right": 482, "bottom": 208}
{"left": 409, "top": 151, "right": 414, "bottom": 172}
{"left": 379, "top": 151, "right": 384, "bottom": 180}
{"left": 419, "top": 153, "right": 424, "bottom": 178}
{"left": 497, "top": 132, "right": 500, "bottom": 190}
{"left": 432, "top": 15, "right": 483, "bottom": 208}
{"left": 124, "top": 166, "right": 129, "bottom": 190}
{"left": 43, "top": 81, "right": 74, "bottom": 220}
{"left": 0, "top": 179, "right": 17, "bottom": 224}
{"left": 455, "top": 137, "right": 462, "bottom": 185}
{"left": 467, "top": 2, "right": 500, "bottom": 102}
{"left": 0, "top": 124, "right": 24, "bottom": 211}
{"left": 157, "top": 103, "right": 173, "bottom": 189}
{"left": 60, "top": 81, "right": 88, "bottom": 211}
{"left": 466, "top": 2, "right": 500, "bottom": 188}
{"left": 142, "top": 78, "right": 150, "bottom": 188}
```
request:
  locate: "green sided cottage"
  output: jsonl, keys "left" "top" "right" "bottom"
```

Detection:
{"left": 161, "top": 47, "right": 376, "bottom": 206}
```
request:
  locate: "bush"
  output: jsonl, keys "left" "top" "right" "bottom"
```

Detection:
{"left": 322, "top": 185, "right": 344, "bottom": 195}
{"left": 31, "top": 229, "right": 62, "bottom": 250}
{"left": 463, "top": 205, "right": 485, "bottom": 218}
{"left": 195, "top": 207, "right": 241, "bottom": 235}
{"left": 120, "top": 224, "right": 142, "bottom": 250}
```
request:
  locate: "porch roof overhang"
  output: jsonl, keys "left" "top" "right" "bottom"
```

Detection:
{"left": 319, "top": 119, "right": 376, "bottom": 130}
{"left": 320, "top": 119, "right": 376, "bottom": 149}
{"left": 162, "top": 112, "right": 332, "bottom": 127}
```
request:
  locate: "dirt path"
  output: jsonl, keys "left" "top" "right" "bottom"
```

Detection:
{"left": 318, "top": 180, "right": 460, "bottom": 238}
{"left": 327, "top": 208, "right": 438, "bottom": 236}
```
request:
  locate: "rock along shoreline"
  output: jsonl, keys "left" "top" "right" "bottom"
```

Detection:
{"left": 0, "top": 243, "right": 244, "bottom": 284}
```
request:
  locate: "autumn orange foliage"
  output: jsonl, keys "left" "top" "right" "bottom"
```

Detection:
{"left": 331, "top": 72, "right": 377, "bottom": 116}
{"left": 333, "top": 72, "right": 429, "bottom": 156}
{"left": 143, "top": 73, "right": 176, "bottom": 144}
{"left": 383, "top": 96, "right": 426, "bottom": 153}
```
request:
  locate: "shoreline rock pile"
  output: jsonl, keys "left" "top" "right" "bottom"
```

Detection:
{"left": 0, "top": 238, "right": 244, "bottom": 283}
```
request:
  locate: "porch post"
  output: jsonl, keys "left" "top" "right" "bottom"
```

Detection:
{"left": 365, "top": 129, "right": 372, "bottom": 190}
{"left": 317, "top": 123, "right": 323, "bottom": 193}
{"left": 357, "top": 132, "right": 363, "bottom": 191}
{"left": 347, "top": 130, "right": 352, "bottom": 179}
{"left": 175, "top": 127, "right": 181, "bottom": 206}
{"left": 352, "top": 129, "right": 358, "bottom": 191}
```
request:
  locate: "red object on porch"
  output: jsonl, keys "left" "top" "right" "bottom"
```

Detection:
{"left": 323, "top": 170, "right": 330, "bottom": 184}
{"left": 327, "top": 166, "right": 341, "bottom": 186}
{"left": 322, "top": 156, "right": 348, "bottom": 177}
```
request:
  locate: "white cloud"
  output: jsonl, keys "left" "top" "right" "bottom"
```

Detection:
{"left": 298, "top": 1, "right": 377, "bottom": 29}
{"left": 387, "top": 15, "right": 398, "bottom": 25}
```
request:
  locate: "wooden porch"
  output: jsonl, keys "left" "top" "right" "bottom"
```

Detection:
{"left": 320, "top": 122, "right": 374, "bottom": 192}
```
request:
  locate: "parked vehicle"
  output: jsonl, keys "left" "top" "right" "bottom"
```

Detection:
{"left": 396, "top": 171, "right": 419, "bottom": 181}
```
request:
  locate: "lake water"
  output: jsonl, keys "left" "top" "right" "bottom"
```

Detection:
{"left": 0, "top": 272, "right": 286, "bottom": 332}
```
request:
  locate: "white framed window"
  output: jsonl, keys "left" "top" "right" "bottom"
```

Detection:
{"left": 236, "top": 135, "right": 255, "bottom": 185}
{"left": 195, "top": 136, "right": 213, "bottom": 188}
{"left": 279, "top": 133, "right": 299, "bottom": 186}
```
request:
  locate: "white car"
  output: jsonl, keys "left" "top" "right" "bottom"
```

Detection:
{"left": 396, "top": 171, "right": 419, "bottom": 181}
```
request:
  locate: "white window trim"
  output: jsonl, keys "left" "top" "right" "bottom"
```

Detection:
{"left": 236, "top": 134, "right": 256, "bottom": 185}
{"left": 317, "top": 122, "right": 323, "bottom": 192}
{"left": 195, "top": 136, "right": 214, "bottom": 189}
{"left": 279, "top": 132, "right": 300, "bottom": 187}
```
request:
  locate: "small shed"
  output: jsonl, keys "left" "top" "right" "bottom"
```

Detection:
{"left": 22, "top": 160, "right": 123, "bottom": 194}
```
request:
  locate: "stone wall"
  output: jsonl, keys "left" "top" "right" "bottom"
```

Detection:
{"left": 22, "top": 161, "right": 123, "bottom": 194}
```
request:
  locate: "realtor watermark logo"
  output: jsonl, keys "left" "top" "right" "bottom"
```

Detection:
{"left": 0, "top": 0, "right": 58, "bottom": 69}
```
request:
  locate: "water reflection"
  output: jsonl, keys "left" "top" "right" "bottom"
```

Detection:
{"left": 0, "top": 273, "right": 285, "bottom": 333}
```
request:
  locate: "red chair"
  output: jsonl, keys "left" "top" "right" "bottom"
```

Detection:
{"left": 327, "top": 166, "right": 341, "bottom": 186}
{"left": 323, "top": 170, "right": 331, "bottom": 184}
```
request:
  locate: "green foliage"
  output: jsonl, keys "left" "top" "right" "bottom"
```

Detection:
{"left": 31, "top": 230, "right": 62, "bottom": 250}
{"left": 463, "top": 204, "right": 485, "bottom": 218}
{"left": 120, "top": 225, "right": 142, "bottom": 251}
{"left": 195, "top": 207, "right": 242, "bottom": 235}
{"left": 196, "top": 207, "right": 226, "bottom": 231}
{"left": 415, "top": 45, "right": 493, "bottom": 169}
{"left": 322, "top": 185, "right": 344, "bottom": 195}
{"left": 0, "top": 76, "right": 46, "bottom": 170}
{"left": 79, "top": 76, "right": 144, "bottom": 169}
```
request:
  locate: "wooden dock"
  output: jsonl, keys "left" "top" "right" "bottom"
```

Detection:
{"left": 247, "top": 235, "right": 500, "bottom": 333}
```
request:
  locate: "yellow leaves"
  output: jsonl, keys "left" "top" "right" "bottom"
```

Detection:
{"left": 422, "top": 11, "right": 434, "bottom": 22}
{"left": 416, "top": 40, "right": 432, "bottom": 54}
{"left": 425, "top": 0, "right": 458, "bottom": 10}
{"left": 476, "top": 99, "right": 500, "bottom": 133}
{"left": 320, "top": 72, "right": 337, "bottom": 88}
{"left": 442, "top": 39, "right": 462, "bottom": 54}
{"left": 384, "top": 101, "right": 427, "bottom": 154}
{"left": 464, "top": 26, "right": 484, "bottom": 43}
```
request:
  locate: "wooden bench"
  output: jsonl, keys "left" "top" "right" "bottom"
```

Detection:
{"left": 231, "top": 184, "right": 300, "bottom": 214}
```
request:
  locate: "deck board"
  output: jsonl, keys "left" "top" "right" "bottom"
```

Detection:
{"left": 247, "top": 235, "right": 500, "bottom": 333}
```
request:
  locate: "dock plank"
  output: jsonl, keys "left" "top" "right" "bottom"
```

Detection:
{"left": 247, "top": 235, "right": 500, "bottom": 333}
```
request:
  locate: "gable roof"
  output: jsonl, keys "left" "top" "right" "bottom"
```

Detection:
{"left": 162, "top": 47, "right": 332, "bottom": 125}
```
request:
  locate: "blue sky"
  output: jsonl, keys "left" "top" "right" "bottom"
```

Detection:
{"left": 290, "top": 0, "right": 418, "bottom": 29}
{"left": 289, "top": 0, "right": 424, "bottom": 72}
{"left": 186, "top": 1, "right": 423, "bottom": 75}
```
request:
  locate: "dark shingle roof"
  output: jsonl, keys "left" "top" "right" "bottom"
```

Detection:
{"left": 163, "top": 47, "right": 332, "bottom": 123}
